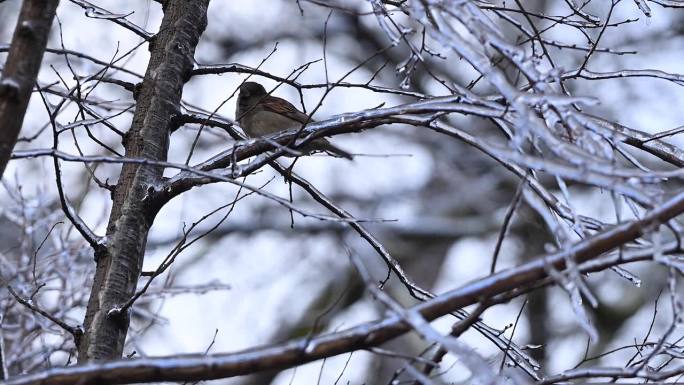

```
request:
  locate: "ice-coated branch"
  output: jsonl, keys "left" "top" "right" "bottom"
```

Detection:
{"left": 5, "top": 187, "right": 684, "bottom": 385}
{"left": 68, "top": 0, "right": 153, "bottom": 39}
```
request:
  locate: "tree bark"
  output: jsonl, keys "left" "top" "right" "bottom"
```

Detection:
{"left": 0, "top": 329, "right": 7, "bottom": 380}
{"left": 0, "top": 0, "right": 59, "bottom": 178}
{"left": 77, "top": 0, "right": 209, "bottom": 362}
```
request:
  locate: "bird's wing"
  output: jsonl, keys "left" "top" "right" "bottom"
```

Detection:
{"left": 261, "top": 95, "right": 311, "bottom": 124}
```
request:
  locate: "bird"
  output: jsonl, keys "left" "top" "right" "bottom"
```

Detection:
{"left": 236, "top": 82, "right": 353, "bottom": 160}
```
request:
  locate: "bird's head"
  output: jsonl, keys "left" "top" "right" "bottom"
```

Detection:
{"left": 239, "top": 82, "right": 266, "bottom": 98}
{"left": 237, "top": 82, "right": 268, "bottom": 113}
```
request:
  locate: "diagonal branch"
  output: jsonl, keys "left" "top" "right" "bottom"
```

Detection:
{"left": 7, "top": 286, "right": 83, "bottom": 343}
{"left": 5, "top": 188, "right": 684, "bottom": 385}
{"left": 68, "top": 0, "right": 153, "bottom": 39}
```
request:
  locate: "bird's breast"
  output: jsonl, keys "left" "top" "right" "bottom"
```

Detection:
{"left": 242, "top": 110, "right": 300, "bottom": 137}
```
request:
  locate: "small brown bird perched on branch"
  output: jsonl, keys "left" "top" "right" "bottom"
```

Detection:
{"left": 236, "top": 82, "right": 353, "bottom": 160}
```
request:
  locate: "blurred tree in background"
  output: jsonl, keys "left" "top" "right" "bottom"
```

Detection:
{"left": 1, "top": 0, "right": 684, "bottom": 384}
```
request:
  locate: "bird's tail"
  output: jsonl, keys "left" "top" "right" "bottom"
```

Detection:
{"left": 322, "top": 142, "right": 354, "bottom": 160}
{"left": 302, "top": 138, "right": 354, "bottom": 160}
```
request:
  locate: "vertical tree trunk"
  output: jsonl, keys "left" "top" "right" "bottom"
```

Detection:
{"left": 77, "top": 0, "right": 210, "bottom": 362}
{"left": 0, "top": 330, "right": 7, "bottom": 380}
{"left": 519, "top": 210, "right": 553, "bottom": 369}
{"left": 0, "top": 0, "right": 59, "bottom": 178}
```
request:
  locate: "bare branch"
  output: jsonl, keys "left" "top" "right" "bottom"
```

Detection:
{"left": 6, "top": 189, "right": 684, "bottom": 385}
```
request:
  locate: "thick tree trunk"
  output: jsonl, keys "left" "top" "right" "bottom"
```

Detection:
{"left": 77, "top": 0, "right": 209, "bottom": 362}
{"left": 0, "top": 0, "right": 59, "bottom": 178}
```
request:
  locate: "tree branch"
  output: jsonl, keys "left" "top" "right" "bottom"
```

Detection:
{"left": 6, "top": 188, "right": 684, "bottom": 385}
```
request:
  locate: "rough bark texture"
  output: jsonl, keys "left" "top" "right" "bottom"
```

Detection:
{"left": 0, "top": 0, "right": 59, "bottom": 178}
{"left": 77, "top": 0, "right": 209, "bottom": 362}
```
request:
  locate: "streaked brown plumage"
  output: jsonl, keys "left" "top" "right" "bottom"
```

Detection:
{"left": 236, "top": 82, "right": 353, "bottom": 160}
